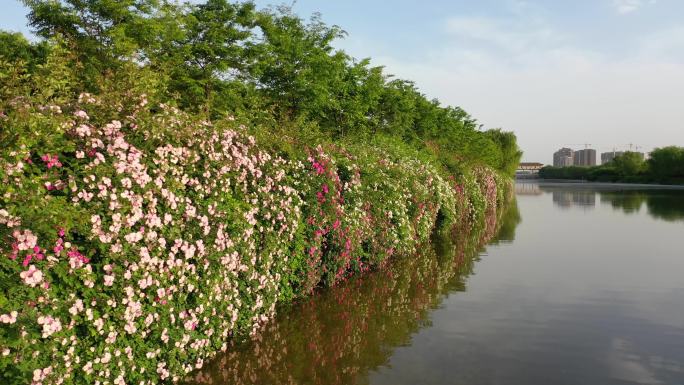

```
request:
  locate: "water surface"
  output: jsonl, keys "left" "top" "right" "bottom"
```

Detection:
{"left": 188, "top": 182, "right": 684, "bottom": 385}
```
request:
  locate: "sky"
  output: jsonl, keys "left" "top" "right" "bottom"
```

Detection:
{"left": 2, "top": 0, "right": 684, "bottom": 163}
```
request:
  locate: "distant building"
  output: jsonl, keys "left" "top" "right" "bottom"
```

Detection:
{"left": 516, "top": 162, "right": 545, "bottom": 179}
{"left": 518, "top": 162, "right": 544, "bottom": 171}
{"left": 601, "top": 151, "right": 645, "bottom": 164}
{"left": 574, "top": 149, "right": 597, "bottom": 167}
{"left": 601, "top": 151, "right": 624, "bottom": 164}
{"left": 553, "top": 148, "right": 574, "bottom": 167}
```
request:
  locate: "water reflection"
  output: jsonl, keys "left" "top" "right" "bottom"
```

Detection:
{"left": 185, "top": 202, "right": 519, "bottom": 385}
{"left": 600, "top": 191, "right": 645, "bottom": 214}
{"left": 186, "top": 184, "right": 684, "bottom": 385}
{"left": 365, "top": 184, "right": 684, "bottom": 385}
{"left": 527, "top": 182, "right": 684, "bottom": 221}
{"left": 370, "top": 291, "right": 684, "bottom": 385}
{"left": 491, "top": 200, "right": 522, "bottom": 244}
{"left": 525, "top": 183, "right": 597, "bottom": 209}
{"left": 599, "top": 190, "right": 684, "bottom": 222}
{"left": 551, "top": 190, "right": 596, "bottom": 208}
{"left": 515, "top": 182, "right": 542, "bottom": 195}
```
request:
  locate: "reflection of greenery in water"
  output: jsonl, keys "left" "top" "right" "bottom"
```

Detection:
{"left": 185, "top": 203, "right": 520, "bottom": 385}
{"left": 645, "top": 192, "right": 684, "bottom": 222}
{"left": 491, "top": 198, "right": 521, "bottom": 243}
{"left": 599, "top": 191, "right": 645, "bottom": 214}
{"left": 599, "top": 190, "right": 684, "bottom": 222}
{"left": 538, "top": 183, "right": 684, "bottom": 222}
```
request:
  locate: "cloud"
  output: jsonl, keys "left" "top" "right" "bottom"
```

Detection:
{"left": 444, "top": 16, "right": 563, "bottom": 55}
{"left": 612, "top": 0, "right": 656, "bottom": 15}
{"left": 366, "top": 12, "right": 684, "bottom": 163}
{"left": 638, "top": 25, "right": 684, "bottom": 60}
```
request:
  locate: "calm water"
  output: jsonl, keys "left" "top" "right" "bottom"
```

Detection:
{"left": 188, "top": 182, "right": 684, "bottom": 385}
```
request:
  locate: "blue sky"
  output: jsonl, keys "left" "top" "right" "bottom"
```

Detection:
{"left": 3, "top": 0, "right": 684, "bottom": 162}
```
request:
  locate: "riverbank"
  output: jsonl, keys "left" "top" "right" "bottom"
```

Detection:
{"left": 184, "top": 198, "right": 517, "bottom": 385}
{"left": 182, "top": 185, "right": 684, "bottom": 385}
{"left": 1, "top": 3, "right": 522, "bottom": 382}
{"left": 0, "top": 94, "right": 513, "bottom": 384}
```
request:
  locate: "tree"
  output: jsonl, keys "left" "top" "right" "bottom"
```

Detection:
{"left": 485, "top": 129, "right": 523, "bottom": 177}
{"left": 248, "top": 7, "right": 350, "bottom": 125}
{"left": 23, "top": 0, "right": 183, "bottom": 88}
{"left": 0, "top": 31, "right": 49, "bottom": 71}
{"left": 18, "top": 0, "right": 522, "bottom": 176}
{"left": 648, "top": 146, "right": 684, "bottom": 179}
{"left": 159, "top": 0, "right": 258, "bottom": 115}
{"left": 611, "top": 151, "right": 646, "bottom": 176}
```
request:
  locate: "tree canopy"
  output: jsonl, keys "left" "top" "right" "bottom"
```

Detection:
{"left": 10, "top": 0, "right": 522, "bottom": 176}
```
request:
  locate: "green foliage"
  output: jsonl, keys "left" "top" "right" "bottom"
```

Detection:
{"left": 249, "top": 7, "right": 349, "bottom": 124}
{"left": 1, "top": 2, "right": 520, "bottom": 383}
{"left": 0, "top": 31, "right": 49, "bottom": 71}
{"left": 539, "top": 166, "right": 591, "bottom": 180}
{"left": 0, "top": 57, "right": 511, "bottom": 384}
{"left": 484, "top": 129, "right": 523, "bottom": 177}
{"left": 20, "top": 0, "right": 521, "bottom": 174}
{"left": 184, "top": 203, "right": 515, "bottom": 385}
{"left": 23, "top": 0, "right": 184, "bottom": 90}
{"left": 612, "top": 152, "right": 646, "bottom": 176}
{"left": 648, "top": 146, "right": 684, "bottom": 180}
{"left": 159, "top": 0, "right": 258, "bottom": 115}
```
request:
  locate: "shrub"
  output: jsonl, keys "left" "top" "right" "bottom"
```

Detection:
{"left": 0, "top": 91, "right": 507, "bottom": 385}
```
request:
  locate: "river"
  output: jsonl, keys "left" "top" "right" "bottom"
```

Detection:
{"left": 186, "top": 182, "right": 684, "bottom": 385}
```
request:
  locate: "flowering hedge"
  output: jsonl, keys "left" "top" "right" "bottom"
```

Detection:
{"left": 188, "top": 206, "right": 507, "bottom": 385}
{"left": 0, "top": 91, "right": 508, "bottom": 385}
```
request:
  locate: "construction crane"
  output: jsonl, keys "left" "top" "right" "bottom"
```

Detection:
{"left": 626, "top": 143, "right": 642, "bottom": 151}
{"left": 564, "top": 143, "right": 593, "bottom": 149}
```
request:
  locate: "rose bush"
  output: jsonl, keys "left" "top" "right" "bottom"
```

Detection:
{"left": 187, "top": 207, "right": 508, "bottom": 385}
{"left": 0, "top": 60, "right": 510, "bottom": 385}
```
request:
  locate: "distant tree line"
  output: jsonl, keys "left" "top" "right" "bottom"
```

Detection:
{"left": 539, "top": 147, "right": 684, "bottom": 184}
